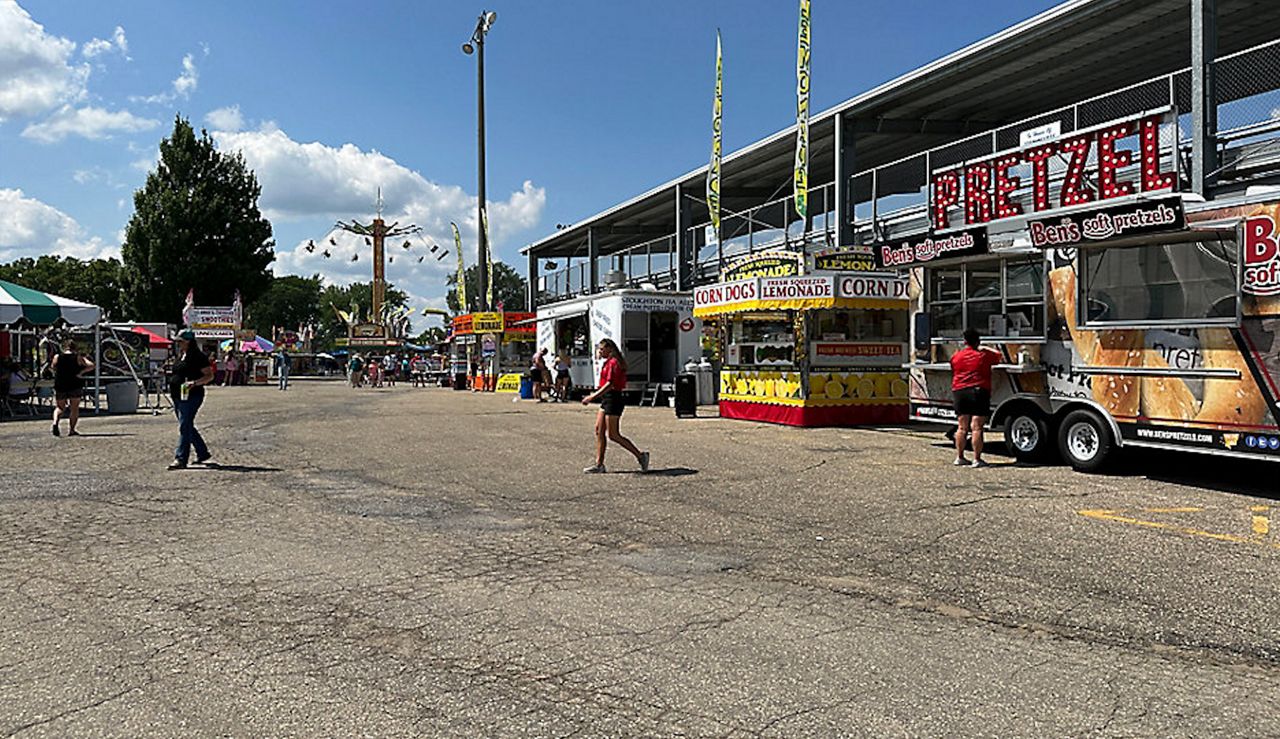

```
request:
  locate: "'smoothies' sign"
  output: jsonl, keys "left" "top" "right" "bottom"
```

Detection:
{"left": 930, "top": 110, "right": 1177, "bottom": 232}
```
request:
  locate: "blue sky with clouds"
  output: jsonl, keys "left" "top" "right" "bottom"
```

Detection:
{"left": 0, "top": 0, "right": 1059, "bottom": 326}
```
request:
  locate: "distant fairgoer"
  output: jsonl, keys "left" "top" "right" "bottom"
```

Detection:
{"left": 949, "top": 328, "right": 1001, "bottom": 468}
{"left": 51, "top": 338, "right": 93, "bottom": 437}
{"left": 222, "top": 352, "right": 239, "bottom": 387}
{"left": 581, "top": 339, "right": 648, "bottom": 474}
{"left": 349, "top": 354, "right": 364, "bottom": 388}
{"left": 554, "top": 351, "right": 572, "bottom": 402}
{"left": 276, "top": 349, "right": 291, "bottom": 391}
{"left": 531, "top": 348, "right": 549, "bottom": 402}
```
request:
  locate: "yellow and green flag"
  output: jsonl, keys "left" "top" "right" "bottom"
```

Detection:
{"left": 482, "top": 206, "right": 493, "bottom": 310}
{"left": 451, "top": 222, "right": 468, "bottom": 312}
{"left": 707, "top": 30, "right": 723, "bottom": 232}
{"left": 794, "top": 0, "right": 811, "bottom": 220}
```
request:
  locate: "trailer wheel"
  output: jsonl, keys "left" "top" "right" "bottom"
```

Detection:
{"left": 1004, "top": 410, "right": 1051, "bottom": 463}
{"left": 1057, "top": 409, "right": 1114, "bottom": 473}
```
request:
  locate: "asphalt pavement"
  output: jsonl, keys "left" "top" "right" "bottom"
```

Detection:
{"left": 1, "top": 381, "right": 1277, "bottom": 736}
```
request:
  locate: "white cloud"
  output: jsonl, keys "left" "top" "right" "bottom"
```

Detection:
{"left": 82, "top": 26, "right": 128, "bottom": 60}
{"left": 211, "top": 125, "right": 546, "bottom": 321}
{"left": 204, "top": 104, "right": 243, "bottom": 132}
{"left": 22, "top": 104, "right": 159, "bottom": 143}
{"left": 131, "top": 51, "right": 199, "bottom": 104}
{"left": 173, "top": 53, "right": 197, "bottom": 97}
{"left": 0, "top": 1, "right": 89, "bottom": 120}
{"left": 0, "top": 188, "right": 114, "bottom": 261}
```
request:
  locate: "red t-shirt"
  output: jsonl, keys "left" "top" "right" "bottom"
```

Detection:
{"left": 950, "top": 347, "right": 1001, "bottom": 391}
{"left": 600, "top": 357, "right": 627, "bottom": 391}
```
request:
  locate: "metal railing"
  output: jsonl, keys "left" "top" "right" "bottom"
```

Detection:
{"left": 539, "top": 38, "right": 1280, "bottom": 305}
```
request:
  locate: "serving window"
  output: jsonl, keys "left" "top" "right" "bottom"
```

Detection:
{"left": 1079, "top": 235, "right": 1238, "bottom": 327}
{"left": 927, "top": 257, "right": 1045, "bottom": 339}
{"left": 727, "top": 316, "right": 795, "bottom": 366}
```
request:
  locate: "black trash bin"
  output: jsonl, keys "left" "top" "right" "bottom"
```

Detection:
{"left": 453, "top": 372, "right": 468, "bottom": 391}
{"left": 674, "top": 373, "right": 697, "bottom": 418}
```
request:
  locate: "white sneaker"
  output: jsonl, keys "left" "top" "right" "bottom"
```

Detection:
{"left": 638, "top": 451, "right": 650, "bottom": 472}
{"left": 971, "top": 459, "right": 989, "bottom": 468}
{"left": 953, "top": 457, "right": 969, "bottom": 466}
{"left": 582, "top": 464, "right": 606, "bottom": 474}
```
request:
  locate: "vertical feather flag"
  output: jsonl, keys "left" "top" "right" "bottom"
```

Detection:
{"left": 794, "top": 0, "right": 811, "bottom": 220}
{"left": 482, "top": 206, "right": 494, "bottom": 311}
{"left": 451, "top": 222, "right": 468, "bottom": 312}
{"left": 707, "top": 30, "right": 723, "bottom": 233}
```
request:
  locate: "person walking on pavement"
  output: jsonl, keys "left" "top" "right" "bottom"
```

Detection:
{"left": 276, "top": 349, "right": 291, "bottom": 391}
{"left": 50, "top": 337, "right": 93, "bottom": 437}
{"left": 169, "top": 329, "right": 215, "bottom": 470}
{"left": 553, "top": 351, "right": 572, "bottom": 402}
{"left": 581, "top": 338, "right": 649, "bottom": 474}
{"left": 949, "top": 328, "right": 1002, "bottom": 468}
{"left": 349, "top": 354, "right": 364, "bottom": 388}
{"left": 531, "top": 348, "right": 549, "bottom": 402}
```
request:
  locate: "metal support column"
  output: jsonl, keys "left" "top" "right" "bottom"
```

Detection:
{"left": 1191, "top": 0, "right": 1218, "bottom": 195}
{"left": 834, "top": 112, "right": 855, "bottom": 247}
{"left": 675, "top": 185, "right": 694, "bottom": 290}
{"left": 587, "top": 227, "right": 600, "bottom": 295}
{"left": 526, "top": 250, "right": 537, "bottom": 311}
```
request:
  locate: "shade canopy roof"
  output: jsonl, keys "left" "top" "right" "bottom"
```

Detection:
{"left": 0, "top": 279, "right": 101, "bottom": 327}
{"left": 525, "top": 0, "right": 1280, "bottom": 259}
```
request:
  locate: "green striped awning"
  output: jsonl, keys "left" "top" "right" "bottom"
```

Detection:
{"left": 0, "top": 279, "right": 101, "bottom": 326}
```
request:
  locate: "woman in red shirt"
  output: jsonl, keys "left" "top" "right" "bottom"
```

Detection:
{"left": 581, "top": 339, "right": 649, "bottom": 473}
{"left": 949, "top": 328, "right": 1002, "bottom": 468}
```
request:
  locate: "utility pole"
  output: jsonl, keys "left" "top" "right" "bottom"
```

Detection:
{"left": 463, "top": 10, "right": 498, "bottom": 311}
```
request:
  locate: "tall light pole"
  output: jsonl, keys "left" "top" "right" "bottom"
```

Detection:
{"left": 463, "top": 10, "right": 497, "bottom": 312}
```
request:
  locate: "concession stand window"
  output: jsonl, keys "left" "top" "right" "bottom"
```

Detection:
{"left": 927, "top": 257, "right": 1045, "bottom": 340}
{"left": 1079, "top": 232, "right": 1239, "bottom": 328}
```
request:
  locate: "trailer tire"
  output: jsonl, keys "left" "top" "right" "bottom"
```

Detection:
{"left": 1057, "top": 409, "right": 1114, "bottom": 473}
{"left": 1004, "top": 409, "right": 1051, "bottom": 463}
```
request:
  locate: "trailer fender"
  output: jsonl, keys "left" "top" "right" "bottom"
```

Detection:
{"left": 991, "top": 395, "right": 1054, "bottom": 428}
{"left": 1050, "top": 399, "right": 1126, "bottom": 448}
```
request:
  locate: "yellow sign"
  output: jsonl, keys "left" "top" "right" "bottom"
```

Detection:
{"left": 495, "top": 373, "right": 523, "bottom": 393}
{"left": 718, "top": 369, "right": 908, "bottom": 406}
{"left": 471, "top": 312, "right": 504, "bottom": 333}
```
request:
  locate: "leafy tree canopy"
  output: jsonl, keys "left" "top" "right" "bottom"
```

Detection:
{"left": 445, "top": 260, "right": 527, "bottom": 314}
{"left": 121, "top": 115, "right": 275, "bottom": 324}
{"left": 0, "top": 255, "right": 126, "bottom": 320}
{"left": 246, "top": 274, "right": 323, "bottom": 335}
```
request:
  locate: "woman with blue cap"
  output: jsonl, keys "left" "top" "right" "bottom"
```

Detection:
{"left": 169, "top": 329, "right": 215, "bottom": 469}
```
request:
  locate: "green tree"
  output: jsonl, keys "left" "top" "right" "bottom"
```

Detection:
{"left": 445, "top": 260, "right": 527, "bottom": 314}
{"left": 121, "top": 115, "right": 275, "bottom": 324}
{"left": 315, "top": 281, "right": 408, "bottom": 349}
{"left": 246, "top": 274, "right": 322, "bottom": 334}
{"left": 0, "top": 255, "right": 126, "bottom": 320}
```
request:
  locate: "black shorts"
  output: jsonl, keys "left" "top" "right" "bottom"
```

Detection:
{"left": 556, "top": 370, "right": 571, "bottom": 383}
{"left": 953, "top": 387, "right": 991, "bottom": 417}
{"left": 600, "top": 390, "right": 625, "bottom": 417}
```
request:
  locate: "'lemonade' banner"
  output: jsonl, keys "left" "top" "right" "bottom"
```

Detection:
{"left": 793, "top": 0, "right": 811, "bottom": 220}
{"left": 707, "top": 30, "right": 723, "bottom": 232}
{"left": 451, "top": 222, "right": 468, "bottom": 312}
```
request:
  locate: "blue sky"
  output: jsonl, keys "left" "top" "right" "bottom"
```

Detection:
{"left": 0, "top": 0, "right": 1060, "bottom": 326}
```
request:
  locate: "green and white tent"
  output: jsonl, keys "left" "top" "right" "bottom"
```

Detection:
{"left": 0, "top": 279, "right": 101, "bottom": 327}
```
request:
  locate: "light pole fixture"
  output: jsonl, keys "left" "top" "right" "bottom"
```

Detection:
{"left": 463, "top": 10, "right": 497, "bottom": 311}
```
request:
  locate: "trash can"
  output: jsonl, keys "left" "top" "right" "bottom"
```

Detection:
{"left": 519, "top": 376, "right": 534, "bottom": 399}
{"left": 453, "top": 372, "right": 467, "bottom": 391}
{"left": 674, "top": 373, "right": 697, "bottom": 418}
{"left": 104, "top": 381, "right": 138, "bottom": 414}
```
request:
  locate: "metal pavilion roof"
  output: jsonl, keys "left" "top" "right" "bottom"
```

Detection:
{"left": 524, "top": 0, "right": 1280, "bottom": 259}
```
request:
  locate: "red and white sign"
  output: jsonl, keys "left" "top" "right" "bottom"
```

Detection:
{"left": 694, "top": 277, "right": 758, "bottom": 311}
{"left": 931, "top": 111, "right": 1176, "bottom": 232}
{"left": 835, "top": 273, "right": 908, "bottom": 300}
{"left": 1244, "top": 214, "right": 1280, "bottom": 296}
{"left": 759, "top": 276, "right": 833, "bottom": 300}
{"left": 813, "top": 341, "right": 904, "bottom": 367}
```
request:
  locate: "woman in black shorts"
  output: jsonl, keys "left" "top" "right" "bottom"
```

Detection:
{"left": 51, "top": 337, "right": 93, "bottom": 437}
{"left": 581, "top": 339, "right": 649, "bottom": 473}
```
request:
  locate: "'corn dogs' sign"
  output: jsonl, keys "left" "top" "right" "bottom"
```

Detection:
{"left": 930, "top": 110, "right": 1177, "bottom": 233}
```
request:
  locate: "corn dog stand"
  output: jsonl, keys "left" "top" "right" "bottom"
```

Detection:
{"left": 694, "top": 266, "right": 910, "bottom": 427}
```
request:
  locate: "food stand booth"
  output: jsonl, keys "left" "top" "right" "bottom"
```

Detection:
{"left": 449, "top": 311, "right": 535, "bottom": 391}
{"left": 693, "top": 253, "right": 910, "bottom": 426}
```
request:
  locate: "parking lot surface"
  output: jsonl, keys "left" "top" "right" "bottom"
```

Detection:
{"left": 1, "top": 382, "right": 1278, "bottom": 736}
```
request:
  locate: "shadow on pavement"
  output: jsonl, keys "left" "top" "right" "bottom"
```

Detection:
{"left": 634, "top": 467, "right": 698, "bottom": 477}
{"left": 68, "top": 432, "right": 136, "bottom": 438}
{"left": 200, "top": 463, "right": 282, "bottom": 473}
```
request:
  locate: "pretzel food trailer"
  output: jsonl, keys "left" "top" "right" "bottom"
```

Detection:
{"left": 901, "top": 107, "right": 1280, "bottom": 471}
{"left": 694, "top": 253, "right": 910, "bottom": 427}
